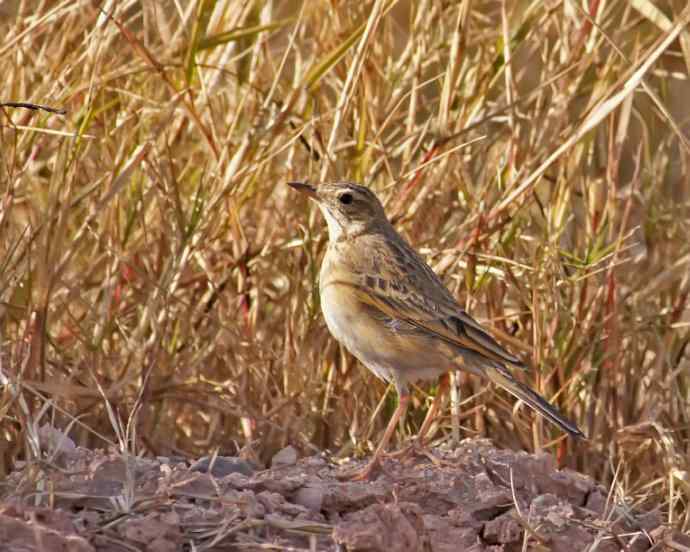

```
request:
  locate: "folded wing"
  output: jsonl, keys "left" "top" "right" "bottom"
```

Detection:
{"left": 348, "top": 274, "right": 526, "bottom": 369}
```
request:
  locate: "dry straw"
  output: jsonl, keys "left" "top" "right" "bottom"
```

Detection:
{"left": 1, "top": 0, "right": 688, "bottom": 531}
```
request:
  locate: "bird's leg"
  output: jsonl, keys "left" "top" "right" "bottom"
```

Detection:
{"left": 339, "top": 391, "right": 410, "bottom": 480}
{"left": 388, "top": 373, "right": 449, "bottom": 460}
{"left": 416, "top": 373, "right": 450, "bottom": 446}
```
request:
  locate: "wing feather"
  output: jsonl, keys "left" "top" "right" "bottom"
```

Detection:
{"left": 345, "top": 279, "right": 525, "bottom": 368}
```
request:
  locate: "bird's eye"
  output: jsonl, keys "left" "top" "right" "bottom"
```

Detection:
{"left": 339, "top": 193, "right": 353, "bottom": 205}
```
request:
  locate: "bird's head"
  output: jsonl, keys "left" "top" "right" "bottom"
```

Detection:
{"left": 288, "top": 181, "right": 388, "bottom": 240}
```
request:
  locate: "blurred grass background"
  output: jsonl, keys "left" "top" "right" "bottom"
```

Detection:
{"left": 1, "top": 0, "right": 689, "bottom": 529}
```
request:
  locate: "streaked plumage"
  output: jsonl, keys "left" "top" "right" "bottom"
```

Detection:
{"left": 289, "top": 181, "right": 583, "bottom": 477}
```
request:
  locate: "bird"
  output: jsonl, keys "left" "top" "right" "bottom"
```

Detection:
{"left": 288, "top": 180, "right": 584, "bottom": 479}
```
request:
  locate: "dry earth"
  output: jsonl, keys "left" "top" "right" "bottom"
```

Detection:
{"left": 1, "top": 439, "right": 687, "bottom": 551}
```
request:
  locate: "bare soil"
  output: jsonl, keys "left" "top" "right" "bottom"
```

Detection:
{"left": 1, "top": 439, "right": 686, "bottom": 551}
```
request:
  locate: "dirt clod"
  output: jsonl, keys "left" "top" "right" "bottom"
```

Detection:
{"left": 0, "top": 439, "right": 677, "bottom": 551}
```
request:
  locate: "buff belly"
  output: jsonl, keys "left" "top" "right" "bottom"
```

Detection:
{"left": 320, "top": 282, "right": 450, "bottom": 388}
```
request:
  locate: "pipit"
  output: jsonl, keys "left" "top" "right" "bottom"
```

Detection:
{"left": 289, "top": 181, "right": 584, "bottom": 479}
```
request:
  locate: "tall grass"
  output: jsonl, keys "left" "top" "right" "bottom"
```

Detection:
{"left": 1, "top": 0, "right": 688, "bottom": 529}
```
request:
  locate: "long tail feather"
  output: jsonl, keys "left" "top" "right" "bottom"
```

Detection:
{"left": 485, "top": 364, "right": 585, "bottom": 438}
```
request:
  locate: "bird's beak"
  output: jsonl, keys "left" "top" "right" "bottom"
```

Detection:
{"left": 287, "top": 181, "right": 318, "bottom": 199}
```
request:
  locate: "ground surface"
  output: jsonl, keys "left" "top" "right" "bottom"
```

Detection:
{"left": 1, "top": 439, "right": 686, "bottom": 551}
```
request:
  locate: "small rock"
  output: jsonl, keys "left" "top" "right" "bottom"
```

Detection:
{"left": 38, "top": 424, "right": 77, "bottom": 458}
{"left": 482, "top": 511, "right": 521, "bottom": 545}
{"left": 294, "top": 484, "right": 325, "bottom": 511}
{"left": 334, "top": 502, "right": 425, "bottom": 552}
{"left": 271, "top": 445, "right": 298, "bottom": 468}
{"left": 190, "top": 456, "right": 254, "bottom": 477}
{"left": 583, "top": 488, "right": 607, "bottom": 515}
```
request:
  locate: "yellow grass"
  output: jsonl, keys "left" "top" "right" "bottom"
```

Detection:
{"left": 1, "top": 0, "right": 689, "bottom": 530}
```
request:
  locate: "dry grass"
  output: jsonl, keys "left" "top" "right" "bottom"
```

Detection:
{"left": 1, "top": 0, "right": 689, "bottom": 531}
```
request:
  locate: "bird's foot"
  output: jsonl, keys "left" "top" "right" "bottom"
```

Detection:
{"left": 336, "top": 457, "right": 382, "bottom": 481}
{"left": 386, "top": 440, "right": 449, "bottom": 468}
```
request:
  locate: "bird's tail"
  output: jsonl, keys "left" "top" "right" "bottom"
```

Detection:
{"left": 485, "top": 363, "right": 585, "bottom": 439}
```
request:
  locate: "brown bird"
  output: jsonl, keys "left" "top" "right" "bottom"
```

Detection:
{"left": 289, "top": 181, "right": 583, "bottom": 479}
